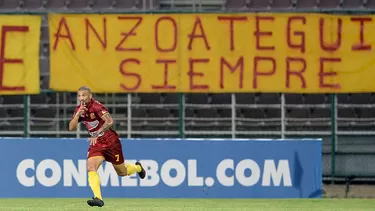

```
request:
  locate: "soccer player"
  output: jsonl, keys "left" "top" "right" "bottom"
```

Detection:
{"left": 68, "top": 86, "right": 146, "bottom": 207}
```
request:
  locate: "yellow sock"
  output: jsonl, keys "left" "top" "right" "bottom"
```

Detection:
{"left": 88, "top": 171, "right": 102, "bottom": 200}
{"left": 125, "top": 163, "right": 142, "bottom": 176}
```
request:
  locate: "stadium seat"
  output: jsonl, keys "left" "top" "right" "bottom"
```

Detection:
{"left": 22, "top": 0, "right": 45, "bottom": 9}
{"left": 285, "top": 94, "right": 304, "bottom": 104}
{"left": 217, "top": 108, "right": 231, "bottom": 118}
{"left": 160, "top": 0, "right": 225, "bottom": 9}
{"left": 286, "top": 108, "right": 310, "bottom": 118}
{"left": 358, "top": 108, "right": 375, "bottom": 118}
{"left": 318, "top": 0, "right": 341, "bottom": 8}
{"left": 30, "top": 107, "right": 58, "bottom": 132}
{"left": 39, "top": 41, "right": 49, "bottom": 58}
{"left": 310, "top": 108, "right": 331, "bottom": 118}
{"left": 247, "top": 0, "right": 269, "bottom": 8}
{"left": 139, "top": 93, "right": 163, "bottom": 104}
{"left": 40, "top": 59, "right": 49, "bottom": 76}
{"left": 304, "top": 94, "right": 330, "bottom": 104}
{"left": 31, "top": 108, "right": 57, "bottom": 118}
{"left": 271, "top": 0, "right": 294, "bottom": 8}
{"left": 147, "top": 108, "right": 171, "bottom": 118}
{"left": 351, "top": 94, "right": 375, "bottom": 104}
{"left": 163, "top": 94, "right": 179, "bottom": 104}
{"left": 211, "top": 94, "right": 231, "bottom": 104}
{"left": 7, "top": 108, "right": 24, "bottom": 122}
{"left": 67, "top": 0, "right": 91, "bottom": 8}
{"left": 132, "top": 107, "right": 147, "bottom": 118}
{"left": 196, "top": 108, "right": 219, "bottom": 118}
{"left": 265, "top": 108, "right": 281, "bottom": 118}
{"left": 45, "top": 0, "right": 67, "bottom": 8}
{"left": 235, "top": 93, "right": 256, "bottom": 104}
{"left": 338, "top": 108, "right": 358, "bottom": 118}
{"left": 0, "top": 0, "right": 21, "bottom": 9}
{"left": 2, "top": 96, "right": 24, "bottom": 104}
{"left": 91, "top": 0, "right": 114, "bottom": 9}
{"left": 113, "top": 0, "right": 140, "bottom": 9}
{"left": 257, "top": 93, "right": 280, "bottom": 104}
{"left": 341, "top": 0, "right": 363, "bottom": 8}
{"left": 185, "top": 108, "right": 195, "bottom": 117}
{"left": 40, "top": 76, "right": 50, "bottom": 89}
{"left": 138, "top": 0, "right": 159, "bottom": 9}
{"left": 30, "top": 95, "right": 48, "bottom": 104}
{"left": 224, "top": 0, "right": 248, "bottom": 9}
{"left": 46, "top": 92, "right": 68, "bottom": 104}
{"left": 186, "top": 94, "right": 209, "bottom": 104}
{"left": 364, "top": 0, "right": 375, "bottom": 7}
{"left": 295, "top": 0, "right": 318, "bottom": 8}
{"left": 241, "top": 108, "right": 267, "bottom": 118}
{"left": 0, "top": 108, "right": 7, "bottom": 118}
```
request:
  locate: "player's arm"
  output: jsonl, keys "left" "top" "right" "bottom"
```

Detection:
{"left": 95, "top": 113, "right": 114, "bottom": 136}
{"left": 69, "top": 114, "right": 80, "bottom": 131}
{"left": 92, "top": 106, "right": 114, "bottom": 137}
{"left": 69, "top": 105, "right": 86, "bottom": 131}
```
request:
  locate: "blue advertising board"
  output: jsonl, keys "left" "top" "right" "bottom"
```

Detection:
{"left": 0, "top": 138, "right": 322, "bottom": 198}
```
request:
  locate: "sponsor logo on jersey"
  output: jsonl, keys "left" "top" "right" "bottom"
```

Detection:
{"left": 84, "top": 120, "right": 99, "bottom": 130}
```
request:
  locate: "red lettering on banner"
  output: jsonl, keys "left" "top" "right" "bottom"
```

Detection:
{"left": 0, "top": 26, "right": 28, "bottom": 91}
{"left": 253, "top": 57, "right": 276, "bottom": 89}
{"left": 220, "top": 57, "right": 244, "bottom": 89}
{"left": 85, "top": 17, "right": 107, "bottom": 50}
{"left": 286, "top": 57, "right": 307, "bottom": 89}
{"left": 217, "top": 16, "right": 248, "bottom": 51}
{"left": 53, "top": 17, "right": 75, "bottom": 50}
{"left": 319, "top": 58, "right": 341, "bottom": 89}
{"left": 351, "top": 17, "right": 372, "bottom": 51}
{"left": 319, "top": 18, "right": 342, "bottom": 52}
{"left": 188, "top": 58, "right": 209, "bottom": 90}
{"left": 151, "top": 60, "right": 177, "bottom": 90}
{"left": 116, "top": 16, "right": 143, "bottom": 51}
{"left": 287, "top": 16, "right": 306, "bottom": 53}
{"left": 254, "top": 16, "right": 275, "bottom": 51}
{"left": 188, "top": 17, "right": 211, "bottom": 50}
{"left": 155, "top": 16, "right": 177, "bottom": 52}
{"left": 119, "top": 59, "right": 142, "bottom": 91}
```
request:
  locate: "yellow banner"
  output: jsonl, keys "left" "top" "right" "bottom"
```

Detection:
{"left": 49, "top": 13, "right": 375, "bottom": 93}
{"left": 0, "top": 15, "right": 41, "bottom": 95}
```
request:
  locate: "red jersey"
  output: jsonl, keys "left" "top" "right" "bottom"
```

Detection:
{"left": 73, "top": 98, "right": 119, "bottom": 147}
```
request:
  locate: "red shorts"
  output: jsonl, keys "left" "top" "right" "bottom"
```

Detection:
{"left": 87, "top": 138, "right": 124, "bottom": 165}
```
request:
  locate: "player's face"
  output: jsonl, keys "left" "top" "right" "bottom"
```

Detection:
{"left": 77, "top": 90, "right": 92, "bottom": 106}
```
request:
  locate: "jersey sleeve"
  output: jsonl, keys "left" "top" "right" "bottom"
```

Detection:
{"left": 94, "top": 103, "right": 110, "bottom": 119}
{"left": 72, "top": 106, "right": 83, "bottom": 122}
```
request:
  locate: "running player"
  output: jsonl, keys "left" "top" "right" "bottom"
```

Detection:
{"left": 68, "top": 86, "right": 146, "bottom": 207}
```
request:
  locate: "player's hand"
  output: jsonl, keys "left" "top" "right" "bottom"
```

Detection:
{"left": 75, "top": 103, "right": 87, "bottom": 117}
{"left": 89, "top": 137, "right": 98, "bottom": 146}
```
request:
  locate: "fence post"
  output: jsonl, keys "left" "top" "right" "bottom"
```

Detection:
{"left": 231, "top": 93, "right": 236, "bottom": 139}
{"left": 178, "top": 93, "right": 184, "bottom": 138}
{"left": 23, "top": 95, "right": 29, "bottom": 137}
{"left": 281, "top": 93, "right": 285, "bottom": 139}
{"left": 331, "top": 94, "right": 336, "bottom": 184}
{"left": 127, "top": 94, "right": 131, "bottom": 138}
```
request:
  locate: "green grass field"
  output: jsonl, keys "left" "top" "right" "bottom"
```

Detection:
{"left": 0, "top": 198, "right": 373, "bottom": 211}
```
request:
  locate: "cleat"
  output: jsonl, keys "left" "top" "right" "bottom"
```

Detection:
{"left": 87, "top": 197, "right": 104, "bottom": 207}
{"left": 136, "top": 161, "right": 146, "bottom": 179}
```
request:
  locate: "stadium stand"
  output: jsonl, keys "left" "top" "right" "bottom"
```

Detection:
{"left": 0, "top": 0, "right": 374, "bottom": 157}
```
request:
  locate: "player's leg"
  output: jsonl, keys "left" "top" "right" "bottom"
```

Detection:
{"left": 113, "top": 161, "right": 146, "bottom": 178}
{"left": 86, "top": 153, "right": 105, "bottom": 207}
{"left": 106, "top": 138, "right": 146, "bottom": 178}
